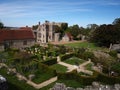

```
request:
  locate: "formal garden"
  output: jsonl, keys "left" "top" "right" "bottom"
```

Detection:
{"left": 0, "top": 42, "right": 120, "bottom": 90}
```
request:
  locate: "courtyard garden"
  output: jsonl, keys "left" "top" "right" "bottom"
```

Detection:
{"left": 0, "top": 42, "right": 120, "bottom": 90}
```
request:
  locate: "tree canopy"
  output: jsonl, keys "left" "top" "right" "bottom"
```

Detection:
{"left": 112, "top": 18, "right": 120, "bottom": 26}
{"left": 67, "top": 24, "right": 81, "bottom": 40}
{"left": 90, "top": 23, "right": 120, "bottom": 47}
{"left": 0, "top": 22, "right": 4, "bottom": 29}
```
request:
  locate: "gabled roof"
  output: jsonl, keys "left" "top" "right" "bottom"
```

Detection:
{"left": 0, "top": 29, "right": 35, "bottom": 44}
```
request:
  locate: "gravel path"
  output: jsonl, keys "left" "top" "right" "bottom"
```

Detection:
{"left": 27, "top": 76, "right": 57, "bottom": 89}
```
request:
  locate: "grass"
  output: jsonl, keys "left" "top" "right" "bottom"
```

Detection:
{"left": 32, "top": 72, "right": 55, "bottom": 84}
{"left": 85, "top": 63, "right": 93, "bottom": 71}
{"left": 50, "top": 64, "right": 68, "bottom": 73}
{"left": 64, "top": 41, "right": 108, "bottom": 51}
{"left": 63, "top": 57, "right": 85, "bottom": 65}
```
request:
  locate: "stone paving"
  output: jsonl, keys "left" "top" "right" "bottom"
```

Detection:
{"left": 27, "top": 76, "right": 57, "bottom": 89}
{"left": 58, "top": 57, "right": 93, "bottom": 75}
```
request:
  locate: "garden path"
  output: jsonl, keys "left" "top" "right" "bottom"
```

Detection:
{"left": 0, "top": 58, "right": 93, "bottom": 89}
{"left": 0, "top": 63, "right": 57, "bottom": 89}
{"left": 58, "top": 59, "right": 93, "bottom": 75}
{"left": 26, "top": 76, "right": 57, "bottom": 89}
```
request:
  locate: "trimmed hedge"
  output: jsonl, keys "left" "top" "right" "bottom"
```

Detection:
{"left": 75, "top": 51, "right": 95, "bottom": 61}
{"left": 57, "top": 70, "right": 120, "bottom": 85}
{"left": 41, "top": 58, "right": 57, "bottom": 66}
{"left": 96, "top": 73, "right": 120, "bottom": 84}
{"left": 60, "top": 53, "right": 75, "bottom": 61}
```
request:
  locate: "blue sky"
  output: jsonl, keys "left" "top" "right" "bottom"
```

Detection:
{"left": 0, "top": 0, "right": 120, "bottom": 27}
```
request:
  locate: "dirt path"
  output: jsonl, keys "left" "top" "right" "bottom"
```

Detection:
{"left": 58, "top": 59, "right": 93, "bottom": 75}
{"left": 58, "top": 61, "right": 77, "bottom": 72}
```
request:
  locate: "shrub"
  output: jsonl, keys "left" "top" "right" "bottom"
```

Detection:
{"left": 111, "top": 63, "right": 120, "bottom": 75}
{"left": 60, "top": 53, "right": 75, "bottom": 61}
{"left": 82, "top": 51, "right": 94, "bottom": 60}
{"left": 75, "top": 51, "right": 94, "bottom": 61}
{"left": 57, "top": 70, "right": 120, "bottom": 85}
{"left": 109, "top": 50, "right": 117, "bottom": 57}
{"left": 41, "top": 58, "right": 57, "bottom": 66}
{"left": 96, "top": 73, "right": 120, "bottom": 84}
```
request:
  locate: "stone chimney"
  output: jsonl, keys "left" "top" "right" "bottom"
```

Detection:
{"left": 38, "top": 22, "right": 40, "bottom": 25}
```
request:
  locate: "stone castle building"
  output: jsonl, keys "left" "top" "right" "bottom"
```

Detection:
{"left": 36, "top": 21, "right": 69, "bottom": 44}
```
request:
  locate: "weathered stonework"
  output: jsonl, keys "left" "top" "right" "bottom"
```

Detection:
{"left": 37, "top": 21, "right": 67, "bottom": 44}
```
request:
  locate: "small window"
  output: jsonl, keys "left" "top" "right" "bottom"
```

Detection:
{"left": 39, "top": 33, "right": 41, "bottom": 38}
{"left": 23, "top": 41, "right": 27, "bottom": 45}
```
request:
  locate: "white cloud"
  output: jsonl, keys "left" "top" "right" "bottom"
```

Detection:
{"left": 0, "top": 0, "right": 93, "bottom": 18}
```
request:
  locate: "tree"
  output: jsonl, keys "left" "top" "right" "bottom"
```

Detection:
{"left": 61, "top": 23, "right": 68, "bottom": 31}
{"left": 87, "top": 24, "right": 98, "bottom": 30}
{"left": 0, "top": 22, "right": 4, "bottom": 29}
{"left": 67, "top": 24, "right": 81, "bottom": 40}
{"left": 32, "top": 25, "right": 38, "bottom": 30}
{"left": 54, "top": 25, "right": 61, "bottom": 33}
{"left": 112, "top": 18, "right": 120, "bottom": 26}
{"left": 90, "top": 24, "right": 120, "bottom": 47}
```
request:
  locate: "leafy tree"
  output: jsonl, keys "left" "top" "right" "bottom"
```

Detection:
{"left": 112, "top": 18, "right": 120, "bottom": 26}
{"left": 87, "top": 24, "right": 98, "bottom": 30}
{"left": 67, "top": 24, "right": 81, "bottom": 40}
{"left": 0, "top": 22, "right": 4, "bottom": 29}
{"left": 54, "top": 25, "right": 61, "bottom": 33}
{"left": 32, "top": 25, "right": 38, "bottom": 30}
{"left": 90, "top": 24, "right": 120, "bottom": 47}
{"left": 61, "top": 23, "right": 68, "bottom": 31}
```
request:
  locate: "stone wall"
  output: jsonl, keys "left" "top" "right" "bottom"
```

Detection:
{"left": 0, "top": 45, "right": 4, "bottom": 51}
{"left": 9, "top": 39, "right": 35, "bottom": 50}
{"left": 54, "top": 33, "right": 60, "bottom": 42}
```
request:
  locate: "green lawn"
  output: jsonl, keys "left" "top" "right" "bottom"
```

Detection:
{"left": 32, "top": 72, "right": 56, "bottom": 84}
{"left": 64, "top": 41, "right": 108, "bottom": 51}
{"left": 50, "top": 64, "right": 68, "bottom": 73}
{"left": 63, "top": 57, "right": 85, "bottom": 65}
{"left": 85, "top": 63, "right": 93, "bottom": 71}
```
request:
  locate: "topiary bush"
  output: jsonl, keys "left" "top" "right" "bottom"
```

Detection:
{"left": 41, "top": 58, "right": 57, "bottom": 66}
